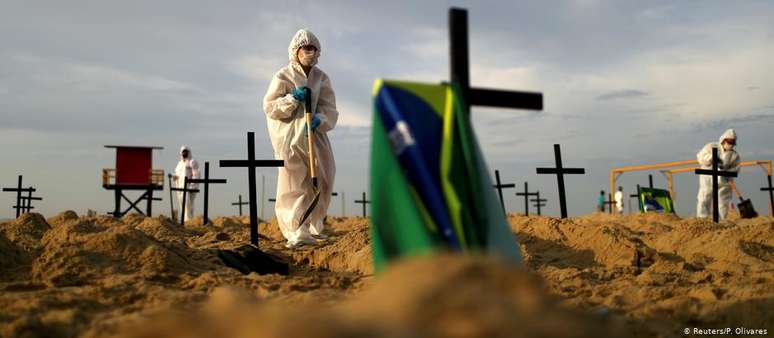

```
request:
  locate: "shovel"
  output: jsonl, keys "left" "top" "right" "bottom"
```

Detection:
{"left": 732, "top": 183, "right": 757, "bottom": 218}
{"left": 297, "top": 87, "right": 320, "bottom": 226}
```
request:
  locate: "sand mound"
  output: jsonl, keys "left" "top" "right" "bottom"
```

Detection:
{"left": 0, "top": 213, "right": 51, "bottom": 253}
{"left": 133, "top": 216, "right": 199, "bottom": 243}
{"left": 287, "top": 223, "right": 373, "bottom": 275}
{"left": 512, "top": 213, "right": 774, "bottom": 337}
{"left": 32, "top": 220, "right": 220, "bottom": 287}
{"left": 0, "top": 232, "right": 30, "bottom": 281}
{"left": 511, "top": 214, "right": 656, "bottom": 269}
{"left": 114, "top": 255, "right": 620, "bottom": 338}
{"left": 46, "top": 210, "right": 79, "bottom": 227}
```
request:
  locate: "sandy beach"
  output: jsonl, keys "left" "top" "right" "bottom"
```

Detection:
{"left": 1, "top": 211, "right": 771, "bottom": 337}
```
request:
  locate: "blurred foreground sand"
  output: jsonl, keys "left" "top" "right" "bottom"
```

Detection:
{"left": 0, "top": 211, "right": 771, "bottom": 337}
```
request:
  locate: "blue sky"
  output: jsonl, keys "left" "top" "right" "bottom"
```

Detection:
{"left": 1, "top": 0, "right": 773, "bottom": 219}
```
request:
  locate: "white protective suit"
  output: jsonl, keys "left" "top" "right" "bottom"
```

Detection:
{"left": 262, "top": 29, "right": 338, "bottom": 245}
{"left": 614, "top": 190, "right": 624, "bottom": 214}
{"left": 696, "top": 129, "right": 740, "bottom": 220}
{"left": 174, "top": 146, "right": 200, "bottom": 222}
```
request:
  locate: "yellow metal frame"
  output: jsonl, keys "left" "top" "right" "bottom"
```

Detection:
{"left": 659, "top": 160, "right": 772, "bottom": 216}
{"left": 609, "top": 160, "right": 697, "bottom": 197}
{"left": 610, "top": 160, "right": 773, "bottom": 216}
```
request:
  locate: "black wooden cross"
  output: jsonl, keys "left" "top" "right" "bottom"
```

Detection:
{"left": 515, "top": 181, "right": 538, "bottom": 216}
{"left": 167, "top": 173, "right": 177, "bottom": 221}
{"left": 761, "top": 175, "right": 774, "bottom": 217}
{"left": 649, "top": 174, "right": 654, "bottom": 189}
{"left": 19, "top": 188, "right": 43, "bottom": 214}
{"left": 354, "top": 192, "right": 371, "bottom": 217}
{"left": 530, "top": 191, "right": 547, "bottom": 216}
{"left": 220, "top": 132, "right": 284, "bottom": 246}
{"left": 629, "top": 184, "right": 641, "bottom": 214}
{"left": 603, "top": 193, "right": 617, "bottom": 215}
{"left": 232, "top": 194, "right": 249, "bottom": 216}
{"left": 536, "top": 144, "right": 585, "bottom": 218}
{"left": 2, "top": 176, "right": 37, "bottom": 218}
{"left": 448, "top": 8, "right": 543, "bottom": 117}
{"left": 171, "top": 177, "right": 200, "bottom": 226}
{"left": 492, "top": 170, "right": 516, "bottom": 211}
{"left": 187, "top": 161, "right": 227, "bottom": 225}
{"left": 695, "top": 147, "right": 738, "bottom": 222}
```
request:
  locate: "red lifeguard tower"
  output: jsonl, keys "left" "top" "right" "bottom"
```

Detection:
{"left": 102, "top": 145, "right": 164, "bottom": 217}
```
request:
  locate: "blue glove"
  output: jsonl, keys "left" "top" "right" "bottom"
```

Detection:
{"left": 292, "top": 86, "right": 308, "bottom": 101}
{"left": 303, "top": 115, "right": 322, "bottom": 134}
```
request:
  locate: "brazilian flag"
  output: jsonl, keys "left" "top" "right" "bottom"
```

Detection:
{"left": 637, "top": 188, "right": 675, "bottom": 213}
{"left": 370, "top": 80, "right": 522, "bottom": 272}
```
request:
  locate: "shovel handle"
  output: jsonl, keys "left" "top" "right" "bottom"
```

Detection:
{"left": 304, "top": 88, "right": 317, "bottom": 186}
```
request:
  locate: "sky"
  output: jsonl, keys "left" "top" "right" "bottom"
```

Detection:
{"left": 1, "top": 0, "right": 773, "bottom": 220}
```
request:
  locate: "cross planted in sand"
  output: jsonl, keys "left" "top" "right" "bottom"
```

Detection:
{"left": 232, "top": 194, "right": 249, "bottom": 217}
{"left": 187, "top": 161, "right": 227, "bottom": 225}
{"left": 694, "top": 147, "right": 738, "bottom": 223}
{"left": 220, "top": 132, "right": 284, "bottom": 246}
{"left": 171, "top": 177, "right": 200, "bottom": 226}
{"left": 530, "top": 191, "right": 547, "bottom": 216}
{"left": 629, "top": 184, "right": 641, "bottom": 214}
{"left": 354, "top": 192, "right": 371, "bottom": 218}
{"left": 492, "top": 170, "right": 516, "bottom": 212}
{"left": 536, "top": 144, "right": 586, "bottom": 218}
{"left": 448, "top": 7, "right": 542, "bottom": 215}
{"left": 2, "top": 175, "right": 41, "bottom": 218}
{"left": 515, "top": 181, "right": 538, "bottom": 216}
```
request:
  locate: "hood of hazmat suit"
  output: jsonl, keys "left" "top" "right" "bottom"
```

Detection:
{"left": 262, "top": 29, "right": 338, "bottom": 244}
{"left": 697, "top": 129, "right": 740, "bottom": 171}
{"left": 174, "top": 145, "right": 200, "bottom": 189}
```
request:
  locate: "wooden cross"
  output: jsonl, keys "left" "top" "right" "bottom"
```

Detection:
{"left": 530, "top": 191, "right": 547, "bottom": 216}
{"left": 536, "top": 144, "right": 585, "bottom": 218}
{"left": 171, "top": 177, "right": 200, "bottom": 226}
{"left": 515, "top": 181, "right": 538, "bottom": 216}
{"left": 232, "top": 194, "right": 249, "bottom": 216}
{"left": 603, "top": 193, "right": 617, "bottom": 214}
{"left": 492, "top": 170, "right": 515, "bottom": 211}
{"left": 354, "top": 192, "right": 371, "bottom": 217}
{"left": 629, "top": 184, "right": 640, "bottom": 214}
{"left": 2, "top": 175, "right": 36, "bottom": 218}
{"left": 761, "top": 175, "right": 774, "bottom": 217}
{"left": 694, "top": 147, "right": 738, "bottom": 222}
{"left": 187, "top": 161, "right": 227, "bottom": 225}
{"left": 449, "top": 8, "right": 543, "bottom": 117}
{"left": 167, "top": 173, "right": 177, "bottom": 221}
{"left": 220, "top": 132, "right": 284, "bottom": 246}
{"left": 19, "top": 189, "right": 43, "bottom": 214}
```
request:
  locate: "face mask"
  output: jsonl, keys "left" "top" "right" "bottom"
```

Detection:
{"left": 299, "top": 49, "right": 318, "bottom": 67}
{"left": 722, "top": 143, "right": 734, "bottom": 151}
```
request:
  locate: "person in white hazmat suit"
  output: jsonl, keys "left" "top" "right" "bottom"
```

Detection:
{"left": 614, "top": 186, "right": 624, "bottom": 215}
{"left": 173, "top": 146, "right": 200, "bottom": 222}
{"left": 263, "top": 29, "right": 338, "bottom": 248}
{"left": 696, "top": 129, "right": 741, "bottom": 220}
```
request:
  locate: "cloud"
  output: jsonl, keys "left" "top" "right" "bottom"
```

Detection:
{"left": 595, "top": 89, "right": 650, "bottom": 101}
{"left": 691, "top": 112, "right": 774, "bottom": 131}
